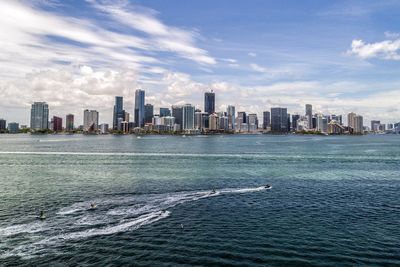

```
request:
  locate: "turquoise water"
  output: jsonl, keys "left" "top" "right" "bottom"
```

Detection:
{"left": 0, "top": 134, "right": 399, "bottom": 266}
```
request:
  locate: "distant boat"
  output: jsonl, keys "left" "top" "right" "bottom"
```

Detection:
{"left": 182, "top": 135, "right": 186, "bottom": 138}
{"left": 264, "top": 184, "right": 272, "bottom": 189}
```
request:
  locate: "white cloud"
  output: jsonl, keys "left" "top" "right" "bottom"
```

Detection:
{"left": 250, "top": 63, "right": 268, "bottom": 73}
{"left": 349, "top": 38, "right": 400, "bottom": 60}
{"left": 248, "top": 52, "right": 257, "bottom": 57}
{"left": 87, "top": 0, "right": 216, "bottom": 65}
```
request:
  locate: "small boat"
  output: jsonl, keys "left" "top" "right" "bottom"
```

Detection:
{"left": 210, "top": 189, "right": 217, "bottom": 194}
{"left": 89, "top": 203, "right": 97, "bottom": 210}
{"left": 38, "top": 210, "right": 46, "bottom": 220}
{"left": 264, "top": 184, "right": 272, "bottom": 189}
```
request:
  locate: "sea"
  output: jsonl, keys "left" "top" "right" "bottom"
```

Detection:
{"left": 0, "top": 134, "right": 399, "bottom": 266}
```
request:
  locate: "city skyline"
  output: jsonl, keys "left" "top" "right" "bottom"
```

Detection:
{"left": 1, "top": 1, "right": 400, "bottom": 125}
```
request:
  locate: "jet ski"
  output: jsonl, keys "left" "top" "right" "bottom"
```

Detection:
{"left": 210, "top": 189, "right": 217, "bottom": 194}
{"left": 264, "top": 184, "right": 272, "bottom": 189}
{"left": 38, "top": 210, "right": 46, "bottom": 220}
{"left": 89, "top": 203, "right": 97, "bottom": 210}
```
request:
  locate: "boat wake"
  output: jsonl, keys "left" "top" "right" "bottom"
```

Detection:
{"left": 0, "top": 185, "right": 270, "bottom": 259}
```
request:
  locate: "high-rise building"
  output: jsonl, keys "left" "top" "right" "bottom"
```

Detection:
{"left": 235, "top": 111, "right": 247, "bottom": 132}
{"left": 113, "top": 96, "right": 124, "bottom": 130}
{"left": 204, "top": 91, "right": 215, "bottom": 114}
{"left": 172, "top": 105, "right": 183, "bottom": 130}
{"left": 271, "top": 107, "right": 288, "bottom": 133}
{"left": 134, "top": 89, "right": 145, "bottom": 127}
{"left": 66, "top": 114, "right": 74, "bottom": 132}
{"left": 7, "top": 122, "right": 19, "bottom": 134}
{"left": 144, "top": 104, "right": 154, "bottom": 124}
{"left": 160, "top": 108, "right": 171, "bottom": 117}
{"left": 0, "top": 119, "right": 6, "bottom": 132}
{"left": 347, "top": 112, "right": 356, "bottom": 129}
{"left": 194, "top": 111, "right": 202, "bottom": 130}
{"left": 263, "top": 111, "right": 271, "bottom": 130}
{"left": 227, "top": 105, "right": 235, "bottom": 130}
{"left": 291, "top": 114, "right": 300, "bottom": 131}
{"left": 371, "top": 120, "right": 380, "bottom": 132}
{"left": 100, "top": 123, "right": 109, "bottom": 134}
{"left": 30, "top": 102, "right": 49, "bottom": 131}
{"left": 353, "top": 115, "right": 363, "bottom": 134}
{"left": 248, "top": 113, "right": 258, "bottom": 132}
{"left": 83, "top": 109, "right": 99, "bottom": 132}
{"left": 182, "top": 104, "right": 195, "bottom": 130}
{"left": 52, "top": 116, "right": 62, "bottom": 132}
{"left": 209, "top": 113, "right": 219, "bottom": 131}
{"left": 316, "top": 114, "right": 328, "bottom": 134}
{"left": 305, "top": 104, "right": 312, "bottom": 129}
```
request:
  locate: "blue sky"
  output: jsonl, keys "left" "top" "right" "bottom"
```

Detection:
{"left": 1, "top": 0, "right": 400, "bottom": 125}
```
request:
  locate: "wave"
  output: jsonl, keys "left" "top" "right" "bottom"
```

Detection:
{"left": 1, "top": 151, "right": 399, "bottom": 161}
{"left": 0, "top": 186, "right": 270, "bottom": 259}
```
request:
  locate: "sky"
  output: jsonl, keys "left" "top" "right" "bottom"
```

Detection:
{"left": 1, "top": 0, "right": 400, "bottom": 126}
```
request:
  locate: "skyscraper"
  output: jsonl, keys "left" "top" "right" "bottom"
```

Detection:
{"left": 83, "top": 109, "right": 99, "bottom": 132}
{"left": 0, "top": 119, "right": 6, "bottom": 133}
{"left": 159, "top": 108, "right": 171, "bottom": 117}
{"left": 263, "top": 111, "right": 271, "bottom": 129}
{"left": 144, "top": 104, "right": 154, "bottom": 124}
{"left": 113, "top": 96, "right": 124, "bottom": 130}
{"left": 227, "top": 105, "right": 235, "bottom": 130}
{"left": 353, "top": 115, "right": 363, "bottom": 134}
{"left": 291, "top": 114, "right": 300, "bottom": 131}
{"left": 204, "top": 90, "right": 215, "bottom": 114}
{"left": 347, "top": 112, "right": 356, "bottom": 129}
{"left": 52, "top": 116, "right": 62, "bottom": 132}
{"left": 305, "top": 104, "right": 312, "bottom": 129}
{"left": 371, "top": 120, "right": 380, "bottom": 132}
{"left": 134, "top": 89, "right": 145, "bottom": 128}
{"left": 271, "top": 107, "right": 288, "bottom": 133}
{"left": 66, "top": 114, "right": 74, "bottom": 132}
{"left": 182, "top": 104, "right": 195, "bottom": 130}
{"left": 30, "top": 102, "right": 49, "bottom": 131}
{"left": 172, "top": 105, "right": 183, "bottom": 130}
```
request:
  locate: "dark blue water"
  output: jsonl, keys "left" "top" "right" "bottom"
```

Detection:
{"left": 0, "top": 134, "right": 399, "bottom": 266}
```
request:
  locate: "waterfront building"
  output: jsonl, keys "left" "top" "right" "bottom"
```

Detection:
{"left": 209, "top": 113, "right": 219, "bottom": 131}
{"left": 305, "top": 104, "right": 312, "bottom": 129}
{"left": 388, "top": 124, "right": 393, "bottom": 130}
{"left": 219, "top": 116, "right": 229, "bottom": 131}
{"left": 227, "top": 105, "right": 235, "bottom": 130}
{"left": 7, "top": 122, "right": 19, "bottom": 134}
{"left": 204, "top": 91, "right": 215, "bottom": 114}
{"left": 0, "top": 119, "right": 6, "bottom": 132}
{"left": 160, "top": 108, "right": 171, "bottom": 117}
{"left": 124, "top": 111, "right": 130, "bottom": 123}
{"left": 331, "top": 114, "right": 342, "bottom": 125}
{"left": 100, "top": 123, "right": 109, "bottom": 134}
{"left": 353, "top": 115, "right": 364, "bottom": 134}
{"left": 66, "top": 114, "right": 74, "bottom": 132}
{"left": 144, "top": 104, "right": 154, "bottom": 124}
{"left": 134, "top": 89, "right": 145, "bottom": 128}
{"left": 52, "top": 116, "right": 62, "bottom": 132}
{"left": 152, "top": 115, "right": 161, "bottom": 126}
{"left": 161, "top": 116, "right": 175, "bottom": 128}
{"left": 263, "top": 111, "right": 271, "bottom": 130}
{"left": 296, "top": 116, "right": 309, "bottom": 131}
{"left": 30, "top": 102, "right": 49, "bottom": 131}
{"left": 182, "top": 104, "right": 195, "bottom": 130}
{"left": 113, "top": 96, "right": 124, "bottom": 130}
{"left": 291, "top": 114, "right": 300, "bottom": 131}
{"left": 83, "top": 109, "right": 99, "bottom": 132}
{"left": 172, "top": 105, "right": 183, "bottom": 131}
{"left": 248, "top": 113, "right": 258, "bottom": 132}
{"left": 235, "top": 111, "right": 247, "bottom": 132}
{"left": 328, "top": 120, "right": 345, "bottom": 134}
{"left": 271, "top": 107, "right": 288, "bottom": 133}
{"left": 371, "top": 120, "right": 380, "bottom": 132}
{"left": 194, "top": 111, "right": 202, "bottom": 130}
{"left": 347, "top": 112, "right": 356, "bottom": 129}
